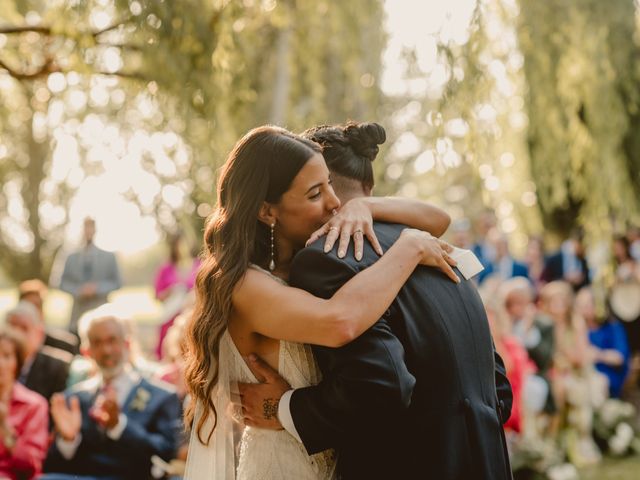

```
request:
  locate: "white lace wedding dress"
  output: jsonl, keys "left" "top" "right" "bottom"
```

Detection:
{"left": 184, "top": 267, "right": 336, "bottom": 480}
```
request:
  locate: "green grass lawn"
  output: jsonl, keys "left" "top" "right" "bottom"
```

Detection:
{"left": 580, "top": 455, "right": 640, "bottom": 480}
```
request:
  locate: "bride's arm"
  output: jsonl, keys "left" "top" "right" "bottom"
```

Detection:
{"left": 233, "top": 230, "right": 457, "bottom": 348}
{"left": 361, "top": 197, "right": 450, "bottom": 237}
{"left": 306, "top": 197, "right": 450, "bottom": 259}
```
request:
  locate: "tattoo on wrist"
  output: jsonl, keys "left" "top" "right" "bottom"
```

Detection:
{"left": 262, "top": 398, "right": 279, "bottom": 421}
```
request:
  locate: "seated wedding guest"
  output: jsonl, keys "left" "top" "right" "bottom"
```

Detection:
{"left": 501, "top": 278, "right": 555, "bottom": 413}
{"left": 482, "top": 295, "right": 534, "bottom": 434}
{"left": 65, "top": 312, "right": 160, "bottom": 389}
{"left": 575, "top": 287, "right": 630, "bottom": 398}
{"left": 153, "top": 232, "right": 200, "bottom": 360}
{"left": 5, "top": 302, "right": 71, "bottom": 402}
{"left": 155, "top": 311, "right": 191, "bottom": 471}
{"left": 0, "top": 327, "right": 49, "bottom": 480}
{"left": 43, "top": 304, "right": 181, "bottom": 480}
{"left": 478, "top": 229, "right": 528, "bottom": 284}
{"left": 472, "top": 210, "right": 498, "bottom": 267}
{"left": 156, "top": 311, "right": 189, "bottom": 401}
{"left": 450, "top": 218, "right": 474, "bottom": 250}
{"left": 18, "top": 279, "right": 80, "bottom": 355}
{"left": 628, "top": 226, "right": 640, "bottom": 262}
{"left": 609, "top": 236, "right": 640, "bottom": 353}
{"left": 542, "top": 231, "right": 590, "bottom": 291}
{"left": 524, "top": 235, "right": 547, "bottom": 290}
{"left": 612, "top": 235, "right": 639, "bottom": 283}
{"left": 539, "top": 281, "right": 606, "bottom": 467}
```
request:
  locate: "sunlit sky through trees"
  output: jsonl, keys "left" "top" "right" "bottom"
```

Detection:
{"left": 3, "top": 0, "right": 477, "bottom": 256}
{"left": 2, "top": 0, "right": 638, "bottom": 289}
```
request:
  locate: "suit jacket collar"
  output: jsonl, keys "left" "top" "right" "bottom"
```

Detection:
{"left": 18, "top": 352, "right": 37, "bottom": 384}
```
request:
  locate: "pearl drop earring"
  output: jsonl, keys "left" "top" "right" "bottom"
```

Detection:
{"left": 269, "top": 222, "right": 276, "bottom": 271}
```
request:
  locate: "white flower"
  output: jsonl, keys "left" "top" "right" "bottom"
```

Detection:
{"left": 130, "top": 387, "right": 151, "bottom": 412}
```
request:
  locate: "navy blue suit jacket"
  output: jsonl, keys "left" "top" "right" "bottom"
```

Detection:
{"left": 289, "top": 222, "right": 513, "bottom": 480}
{"left": 45, "top": 376, "right": 180, "bottom": 479}
{"left": 478, "top": 258, "right": 529, "bottom": 284}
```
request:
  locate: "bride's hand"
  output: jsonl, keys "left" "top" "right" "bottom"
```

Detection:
{"left": 305, "top": 198, "right": 384, "bottom": 261}
{"left": 400, "top": 229, "right": 460, "bottom": 283}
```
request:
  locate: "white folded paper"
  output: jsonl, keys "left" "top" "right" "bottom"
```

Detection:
{"left": 449, "top": 247, "right": 484, "bottom": 280}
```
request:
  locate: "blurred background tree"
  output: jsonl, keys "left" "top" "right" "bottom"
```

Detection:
{"left": 518, "top": 0, "right": 640, "bottom": 239}
{"left": 1, "top": 0, "right": 639, "bottom": 285}
{"left": 379, "top": 0, "right": 640, "bottom": 264}
{"left": 0, "top": 0, "right": 384, "bottom": 282}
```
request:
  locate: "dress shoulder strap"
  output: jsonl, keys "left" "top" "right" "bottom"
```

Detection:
{"left": 248, "top": 263, "right": 288, "bottom": 286}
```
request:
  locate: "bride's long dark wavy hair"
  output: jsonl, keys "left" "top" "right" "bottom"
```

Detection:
{"left": 184, "top": 126, "right": 322, "bottom": 444}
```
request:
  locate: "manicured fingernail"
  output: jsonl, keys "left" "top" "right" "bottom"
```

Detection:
{"left": 356, "top": 251, "right": 362, "bottom": 261}
{"left": 324, "top": 245, "right": 331, "bottom": 253}
{"left": 338, "top": 250, "right": 345, "bottom": 258}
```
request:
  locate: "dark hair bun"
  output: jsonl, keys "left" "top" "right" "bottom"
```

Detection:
{"left": 343, "top": 122, "right": 386, "bottom": 162}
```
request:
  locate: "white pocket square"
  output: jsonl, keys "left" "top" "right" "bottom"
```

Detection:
{"left": 449, "top": 248, "right": 484, "bottom": 280}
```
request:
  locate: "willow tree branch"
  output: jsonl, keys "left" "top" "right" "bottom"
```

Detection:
{"left": 0, "top": 25, "right": 51, "bottom": 35}
{"left": 91, "top": 18, "right": 133, "bottom": 37}
{"left": 95, "top": 41, "right": 143, "bottom": 52}
{"left": 96, "top": 70, "right": 148, "bottom": 81}
{"left": 0, "top": 57, "right": 57, "bottom": 80}
{"left": 0, "top": 17, "right": 133, "bottom": 38}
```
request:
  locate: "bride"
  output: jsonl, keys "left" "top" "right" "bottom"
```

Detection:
{"left": 183, "top": 125, "right": 457, "bottom": 479}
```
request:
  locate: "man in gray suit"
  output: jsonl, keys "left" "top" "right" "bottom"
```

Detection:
{"left": 60, "top": 218, "right": 121, "bottom": 335}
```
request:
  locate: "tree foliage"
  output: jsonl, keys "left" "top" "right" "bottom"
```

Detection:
{"left": 518, "top": 0, "right": 640, "bottom": 237}
{"left": 0, "top": 0, "right": 385, "bottom": 282}
{"left": 381, "top": 0, "right": 640, "bottom": 260}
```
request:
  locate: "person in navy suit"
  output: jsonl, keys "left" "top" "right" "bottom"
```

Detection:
{"left": 541, "top": 232, "right": 590, "bottom": 291}
{"left": 471, "top": 210, "right": 498, "bottom": 268}
{"left": 42, "top": 304, "right": 180, "bottom": 480}
{"left": 478, "top": 229, "right": 529, "bottom": 284}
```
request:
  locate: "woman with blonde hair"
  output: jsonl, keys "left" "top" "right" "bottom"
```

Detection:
{"left": 539, "top": 281, "right": 605, "bottom": 467}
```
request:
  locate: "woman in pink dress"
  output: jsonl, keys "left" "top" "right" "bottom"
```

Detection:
{"left": 0, "top": 327, "right": 49, "bottom": 480}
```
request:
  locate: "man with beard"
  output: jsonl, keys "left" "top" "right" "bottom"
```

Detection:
{"left": 42, "top": 304, "right": 180, "bottom": 480}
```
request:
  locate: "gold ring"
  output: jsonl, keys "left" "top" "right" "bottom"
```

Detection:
{"left": 328, "top": 226, "right": 339, "bottom": 232}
